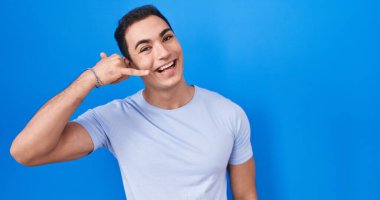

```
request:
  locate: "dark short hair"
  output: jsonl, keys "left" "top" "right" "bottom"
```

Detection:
{"left": 114, "top": 5, "right": 173, "bottom": 61}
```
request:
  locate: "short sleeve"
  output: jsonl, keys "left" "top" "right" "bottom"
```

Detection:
{"left": 71, "top": 108, "right": 112, "bottom": 152}
{"left": 228, "top": 105, "right": 253, "bottom": 165}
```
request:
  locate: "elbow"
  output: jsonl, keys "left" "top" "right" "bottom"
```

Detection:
{"left": 234, "top": 192, "right": 258, "bottom": 200}
{"left": 10, "top": 144, "right": 36, "bottom": 167}
{"left": 234, "top": 197, "right": 258, "bottom": 200}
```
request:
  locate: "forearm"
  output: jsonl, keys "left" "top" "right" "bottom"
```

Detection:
{"left": 10, "top": 70, "right": 96, "bottom": 163}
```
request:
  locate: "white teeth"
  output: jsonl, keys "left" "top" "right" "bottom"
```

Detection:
{"left": 157, "top": 61, "right": 174, "bottom": 71}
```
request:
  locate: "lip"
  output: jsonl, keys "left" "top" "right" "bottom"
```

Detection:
{"left": 155, "top": 59, "right": 177, "bottom": 72}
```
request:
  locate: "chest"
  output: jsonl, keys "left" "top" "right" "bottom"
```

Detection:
{"left": 109, "top": 111, "right": 234, "bottom": 178}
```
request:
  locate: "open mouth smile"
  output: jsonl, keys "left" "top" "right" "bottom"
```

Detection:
{"left": 155, "top": 59, "right": 177, "bottom": 73}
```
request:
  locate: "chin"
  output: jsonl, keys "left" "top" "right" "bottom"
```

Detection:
{"left": 144, "top": 74, "right": 185, "bottom": 92}
{"left": 156, "top": 75, "right": 184, "bottom": 91}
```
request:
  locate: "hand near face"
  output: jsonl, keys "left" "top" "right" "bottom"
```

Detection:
{"left": 91, "top": 52, "right": 150, "bottom": 86}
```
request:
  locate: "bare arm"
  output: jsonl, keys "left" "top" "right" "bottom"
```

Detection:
{"left": 10, "top": 69, "right": 96, "bottom": 166}
{"left": 228, "top": 157, "right": 258, "bottom": 200}
{"left": 10, "top": 53, "right": 150, "bottom": 166}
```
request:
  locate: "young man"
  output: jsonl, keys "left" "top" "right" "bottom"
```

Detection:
{"left": 10, "top": 5, "right": 258, "bottom": 200}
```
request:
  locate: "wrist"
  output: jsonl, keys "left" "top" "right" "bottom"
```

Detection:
{"left": 64, "top": 69, "right": 97, "bottom": 100}
{"left": 87, "top": 68, "right": 104, "bottom": 88}
{"left": 78, "top": 69, "right": 97, "bottom": 89}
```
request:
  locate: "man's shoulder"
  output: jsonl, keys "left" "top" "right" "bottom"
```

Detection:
{"left": 91, "top": 90, "right": 141, "bottom": 114}
{"left": 197, "top": 85, "right": 229, "bottom": 102}
{"left": 197, "top": 85, "right": 245, "bottom": 115}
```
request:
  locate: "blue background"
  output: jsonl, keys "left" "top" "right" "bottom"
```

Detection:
{"left": 1, "top": 0, "right": 379, "bottom": 199}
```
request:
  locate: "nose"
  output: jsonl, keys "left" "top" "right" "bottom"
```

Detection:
{"left": 154, "top": 42, "right": 171, "bottom": 61}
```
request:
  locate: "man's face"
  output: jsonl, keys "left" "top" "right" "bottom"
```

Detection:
{"left": 125, "top": 15, "right": 184, "bottom": 90}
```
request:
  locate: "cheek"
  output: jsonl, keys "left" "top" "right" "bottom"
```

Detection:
{"left": 134, "top": 56, "right": 154, "bottom": 70}
{"left": 172, "top": 39, "right": 182, "bottom": 53}
{"left": 174, "top": 47, "right": 183, "bottom": 60}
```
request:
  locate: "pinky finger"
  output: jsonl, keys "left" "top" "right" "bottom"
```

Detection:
{"left": 120, "top": 68, "right": 150, "bottom": 76}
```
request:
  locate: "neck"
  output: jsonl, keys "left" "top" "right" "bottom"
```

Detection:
{"left": 142, "top": 81, "right": 195, "bottom": 110}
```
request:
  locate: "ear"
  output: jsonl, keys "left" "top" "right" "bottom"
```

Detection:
{"left": 123, "top": 58, "right": 134, "bottom": 69}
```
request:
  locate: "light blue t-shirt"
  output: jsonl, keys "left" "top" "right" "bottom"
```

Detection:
{"left": 72, "top": 85, "right": 253, "bottom": 200}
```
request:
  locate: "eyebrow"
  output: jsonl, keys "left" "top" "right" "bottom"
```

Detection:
{"left": 134, "top": 28, "right": 173, "bottom": 50}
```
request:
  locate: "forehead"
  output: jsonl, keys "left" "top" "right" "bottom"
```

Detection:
{"left": 125, "top": 15, "right": 170, "bottom": 46}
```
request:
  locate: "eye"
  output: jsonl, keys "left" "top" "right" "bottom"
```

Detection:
{"left": 140, "top": 46, "right": 151, "bottom": 53}
{"left": 163, "top": 34, "right": 173, "bottom": 42}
